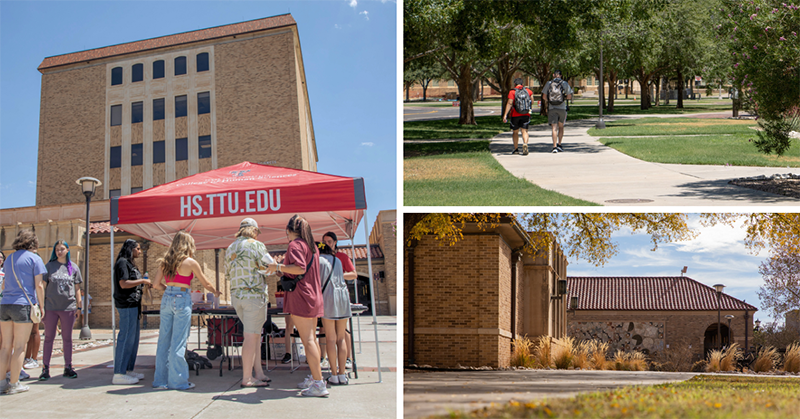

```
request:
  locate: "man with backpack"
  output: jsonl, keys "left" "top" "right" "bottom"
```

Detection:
{"left": 502, "top": 77, "right": 534, "bottom": 155}
{"left": 542, "top": 70, "right": 574, "bottom": 153}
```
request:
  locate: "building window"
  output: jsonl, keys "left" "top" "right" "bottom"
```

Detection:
{"left": 110, "top": 105, "right": 122, "bottom": 126}
{"left": 153, "top": 140, "right": 165, "bottom": 164}
{"left": 131, "top": 101, "right": 143, "bottom": 124}
{"left": 197, "top": 52, "right": 209, "bottom": 72}
{"left": 153, "top": 60, "right": 165, "bottom": 79}
{"left": 176, "top": 138, "right": 188, "bottom": 161}
{"left": 131, "top": 187, "right": 143, "bottom": 194}
{"left": 132, "top": 63, "right": 143, "bottom": 82}
{"left": 198, "top": 92, "right": 210, "bottom": 115}
{"left": 199, "top": 135, "right": 212, "bottom": 159}
{"left": 153, "top": 98, "right": 165, "bottom": 121}
{"left": 111, "top": 67, "right": 123, "bottom": 86}
{"left": 110, "top": 146, "right": 121, "bottom": 168}
{"left": 175, "top": 56, "right": 187, "bottom": 76}
{"left": 175, "top": 95, "right": 187, "bottom": 118}
{"left": 110, "top": 189, "right": 121, "bottom": 198}
{"left": 131, "top": 143, "right": 143, "bottom": 166}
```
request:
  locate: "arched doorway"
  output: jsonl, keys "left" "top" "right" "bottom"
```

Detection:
{"left": 704, "top": 323, "right": 732, "bottom": 357}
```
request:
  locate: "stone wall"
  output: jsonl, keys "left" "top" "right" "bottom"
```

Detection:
{"left": 569, "top": 321, "right": 665, "bottom": 355}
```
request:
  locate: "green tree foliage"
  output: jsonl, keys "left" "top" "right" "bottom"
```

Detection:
{"left": 717, "top": 0, "right": 800, "bottom": 155}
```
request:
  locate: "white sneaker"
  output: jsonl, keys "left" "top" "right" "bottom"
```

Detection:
{"left": 300, "top": 380, "right": 329, "bottom": 397}
{"left": 112, "top": 373, "right": 139, "bottom": 385}
{"left": 345, "top": 359, "right": 353, "bottom": 369}
{"left": 23, "top": 358, "right": 38, "bottom": 369}
{"left": 180, "top": 382, "right": 196, "bottom": 390}
{"left": 126, "top": 371, "right": 144, "bottom": 379}
{"left": 327, "top": 375, "right": 339, "bottom": 385}
{"left": 3, "top": 382, "right": 30, "bottom": 395}
{"left": 337, "top": 374, "right": 349, "bottom": 385}
{"left": 297, "top": 375, "right": 314, "bottom": 389}
{"left": 320, "top": 358, "right": 330, "bottom": 369}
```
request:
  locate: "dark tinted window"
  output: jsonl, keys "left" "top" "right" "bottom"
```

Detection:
{"left": 110, "top": 189, "right": 121, "bottom": 198}
{"left": 111, "top": 67, "right": 123, "bottom": 85}
{"left": 176, "top": 138, "right": 188, "bottom": 161}
{"left": 110, "top": 146, "right": 121, "bottom": 168}
{"left": 132, "top": 63, "right": 143, "bottom": 82}
{"left": 197, "top": 52, "right": 209, "bottom": 72}
{"left": 111, "top": 105, "right": 122, "bottom": 126}
{"left": 199, "top": 135, "right": 212, "bottom": 159}
{"left": 153, "top": 60, "right": 165, "bottom": 79}
{"left": 175, "top": 56, "right": 187, "bottom": 75}
{"left": 131, "top": 101, "right": 143, "bottom": 123}
{"left": 198, "top": 92, "right": 210, "bottom": 114}
{"left": 153, "top": 141, "right": 165, "bottom": 164}
{"left": 131, "top": 187, "right": 143, "bottom": 194}
{"left": 153, "top": 98, "right": 165, "bottom": 121}
{"left": 131, "top": 143, "right": 143, "bottom": 166}
{"left": 175, "top": 95, "right": 187, "bottom": 118}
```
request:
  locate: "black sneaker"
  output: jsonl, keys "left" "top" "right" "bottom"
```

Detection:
{"left": 511, "top": 148, "right": 519, "bottom": 155}
{"left": 281, "top": 353, "right": 292, "bottom": 364}
{"left": 63, "top": 366, "right": 78, "bottom": 379}
{"left": 38, "top": 366, "right": 50, "bottom": 381}
{"left": 556, "top": 144, "right": 563, "bottom": 152}
{"left": 552, "top": 148, "right": 559, "bottom": 153}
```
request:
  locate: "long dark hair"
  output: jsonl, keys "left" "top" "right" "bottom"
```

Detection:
{"left": 49, "top": 240, "right": 74, "bottom": 276}
{"left": 0, "top": 250, "right": 5, "bottom": 268}
{"left": 116, "top": 239, "right": 140, "bottom": 263}
{"left": 286, "top": 214, "right": 316, "bottom": 255}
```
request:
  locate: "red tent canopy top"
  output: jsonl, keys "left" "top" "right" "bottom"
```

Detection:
{"left": 111, "top": 162, "right": 366, "bottom": 249}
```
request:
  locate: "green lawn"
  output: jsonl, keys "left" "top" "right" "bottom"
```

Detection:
{"left": 404, "top": 151, "right": 598, "bottom": 206}
{"left": 440, "top": 375, "right": 800, "bottom": 419}
{"left": 589, "top": 118, "right": 800, "bottom": 167}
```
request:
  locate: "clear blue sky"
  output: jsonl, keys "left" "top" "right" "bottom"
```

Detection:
{"left": 0, "top": 0, "right": 396, "bottom": 243}
{"left": 566, "top": 214, "right": 778, "bottom": 325}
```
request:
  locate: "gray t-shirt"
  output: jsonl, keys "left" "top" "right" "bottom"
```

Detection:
{"left": 542, "top": 79, "right": 573, "bottom": 110}
{"left": 43, "top": 260, "right": 83, "bottom": 311}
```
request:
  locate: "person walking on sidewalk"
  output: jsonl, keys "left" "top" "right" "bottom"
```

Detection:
{"left": 542, "top": 70, "right": 574, "bottom": 153}
{"left": 502, "top": 78, "right": 534, "bottom": 156}
{"left": 151, "top": 231, "right": 220, "bottom": 390}
{"left": 39, "top": 240, "right": 82, "bottom": 381}
{"left": 112, "top": 239, "right": 150, "bottom": 385}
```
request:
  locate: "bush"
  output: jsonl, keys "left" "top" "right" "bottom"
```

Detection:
{"left": 706, "top": 350, "right": 724, "bottom": 372}
{"left": 783, "top": 342, "right": 800, "bottom": 373}
{"left": 753, "top": 346, "right": 780, "bottom": 372}
{"left": 552, "top": 337, "right": 575, "bottom": 369}
{"left": 572, "top": 340, "right": 593, "bottom": 370}
{"left": 611, "top": 350, "right": 648, "bottom": 371}
{"left": 720, "top": 343, "right": 743, "bottom": 371}
{"left": 650, "top": 346, "right": 695, "bottom": 372}
{"left": 754, "top": 118, "right": 795, "bottom": 156}
{"left": 534, "top": 336, "right": 553, "bottom": 369}
{"left": 590, "top": 341, "right": 611, "bottom": 370}
{"left": 511, "top": 336, "right": 536, "bottom": 368}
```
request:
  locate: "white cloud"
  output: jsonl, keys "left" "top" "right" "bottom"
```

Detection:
{"left": 349, "top": 0, "right": 357, "bottom": 8}
{"left": 361, "top": 142, "right": 374, "bottom": 147}
{"left": 334, "top": 24, "right": 341, "bottom": 30}
{"left": 359, "top": 10, "right": 369, "bottom": 20}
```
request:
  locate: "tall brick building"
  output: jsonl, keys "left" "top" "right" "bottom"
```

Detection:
{"left": 567, "top": 276, "right": 758, "bottom": 360}
{"left": 404, "top": 215, "right": 568, "bottom": 368}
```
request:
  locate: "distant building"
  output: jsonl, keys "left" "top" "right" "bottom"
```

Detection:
{"left": 567, "top": 276, "right": 757, "bottom": 359}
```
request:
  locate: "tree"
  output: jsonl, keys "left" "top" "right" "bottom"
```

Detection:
{"left": 404, "top": 56, "right": 445, "bottom": 102}
{"left": 757, "top": 245, "right": 800, "bottom": 320}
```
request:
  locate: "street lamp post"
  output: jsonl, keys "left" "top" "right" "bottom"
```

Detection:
{"left": 725, "top": 314, "right": 735, "bottom": 348}
{"left": 713, "top": 284, "right": 725, "bottom": 350}
{"left": 754, "top": 319, "right": 761, "bottom": 332}
{"left": 597, "top": 43, "right": 606, "bottom": 129}
{"left": 76, "top": 176, "right": 101, "bottom": 340}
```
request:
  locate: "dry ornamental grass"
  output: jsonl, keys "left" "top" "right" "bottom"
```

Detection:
{"left": 783, "top": 343, "right": 800, "bottom": 373}
{"left": 753, "top": 346, "right": 780, "bottom": 372}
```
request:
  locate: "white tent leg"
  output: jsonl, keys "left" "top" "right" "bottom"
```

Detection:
{"left": 350, "top": 225, "right": 362, "bottom": 354}
{"left": 363, "top": 208, "right": 382, "bottom": 383}
{"left": 111, "top": 227, "right": 116, "bottom": 370}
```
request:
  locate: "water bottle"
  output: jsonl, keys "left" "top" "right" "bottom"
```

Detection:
{"left": 143, "top": 272, "right": 152, "bottom": 305}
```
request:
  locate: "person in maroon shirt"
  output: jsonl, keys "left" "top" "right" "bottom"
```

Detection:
{"left": 502, "top": 77, "right": 534, "bottom": 155}
{"left": 268, "top": 215, "right": 328, "bottom": 397}
{"left": 322, "top": 232, "right": 357, "bottom": 368}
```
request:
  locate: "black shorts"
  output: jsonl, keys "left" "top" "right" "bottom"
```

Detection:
{"left": 0, "top": 304, "right": 33, "bottom": 323}
{"left": 509, "top": 115, "right": 531, "bottom": 131}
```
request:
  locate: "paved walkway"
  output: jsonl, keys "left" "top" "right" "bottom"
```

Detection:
{"left": 0, "top": 315, "right": 397, "bottom": 418}
{"left": 404, "top": 369, "right": 696, "bottom": 418}
{"left": 491, "top": 113, "right": 800, "bottom": 206}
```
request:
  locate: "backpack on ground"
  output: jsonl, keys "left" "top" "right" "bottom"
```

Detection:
{"left": 548, "top": 79, "right": 566, "bottom": 106}
{"left": 513, "top": 87, "right": 532, "bottom": 114}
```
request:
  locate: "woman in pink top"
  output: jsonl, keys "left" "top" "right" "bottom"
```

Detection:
{"left": 268, "top": 214, "right": 327, "bottom": 397}
{"left": 151, "top": 231, "right": 219, "bottom": 390}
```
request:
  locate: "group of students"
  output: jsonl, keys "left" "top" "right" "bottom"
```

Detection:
{"left": 0, "top": 232, "right": 85, "bottom": 395}
{"left": 0, "top": 213, "right": 354, "bottom": 398}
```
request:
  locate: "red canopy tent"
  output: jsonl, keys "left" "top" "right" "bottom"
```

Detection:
{"left": 108, "top": 162, "right": 382, "bottom": 381}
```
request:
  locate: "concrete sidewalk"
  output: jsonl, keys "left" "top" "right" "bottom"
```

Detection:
{"left": 491, "top": 115, "right": 800, "bottom": 206}
{"left": 0, "top": 315, "right": 397, "bottom": 418}
{"left": 404, "top": 369, "right": 697, "bottom": 418}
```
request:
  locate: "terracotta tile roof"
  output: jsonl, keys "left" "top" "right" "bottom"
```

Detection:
{"left": 39, "top": 14, "right": 296, "bottom": 71}
{"left": 89, "top": 221, "right": 120, "bottom": 234}
{"left": 270, "top": 245, "right": 383, "bottom": 262}
{"left": 567, "top": 277, "right": 757, "bottom": 311}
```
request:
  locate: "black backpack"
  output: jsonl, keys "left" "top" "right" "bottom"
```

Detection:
{"left": 513, "top": 87, "right": 532, "bottom": 114}
{"left": 548, "top": 79, "right": 566, "bottom": 106}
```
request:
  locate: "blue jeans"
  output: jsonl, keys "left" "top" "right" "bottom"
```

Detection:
{"left": 114, "top": 307, "right": 141, "bottom": 375}
{"left": 153, "top": 287, "right": 193, "bottom": 389}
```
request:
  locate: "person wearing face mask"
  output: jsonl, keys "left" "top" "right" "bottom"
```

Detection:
{"left": 39, "top": 240, "right": 82, "bottom": 381}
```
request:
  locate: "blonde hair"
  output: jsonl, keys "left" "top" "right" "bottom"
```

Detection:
{"left": 235, "top": 226, "right": 260, "bottom": 239}
{"left": 158, "top": 231, "right": 196, "bottom": 279}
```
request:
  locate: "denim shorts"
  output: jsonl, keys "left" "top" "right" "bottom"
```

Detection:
{"left": 0, "top": 304, "right": 33, "bottom": 323}
{"left": 231, "top": 296, "right": 267, "bottom": 334}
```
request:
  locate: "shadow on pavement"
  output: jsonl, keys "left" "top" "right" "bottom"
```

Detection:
{"left": 670, "top": 179, "right": 799, "bottom": 203}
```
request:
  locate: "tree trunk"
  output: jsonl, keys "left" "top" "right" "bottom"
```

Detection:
{"left": 607, "top": 70, "right": 618, "bottom": 114}
{"left": 456, "top": 65, "right": 476, "bottom": 125}
{"left": 422, "top": 79, "right": 430, "bottom": 101}
{"left": 472, "top": 79, "right": 480, "bottom": 102}
{"left": 406, "top": 85, "right": 409, "bottom": 102}
{"left": 656, "top": 77, "right": 663, "bottom": 106}
{"left": 676, "top": 68, "right": 684, "bottom": 109}
{"left": 635, "top": 70, "right": 651, "bottom": 110}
